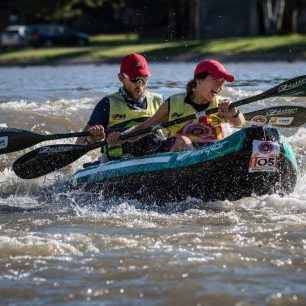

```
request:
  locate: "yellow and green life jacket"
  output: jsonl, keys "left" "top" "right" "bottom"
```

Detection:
{"left": 167, "top": 93, "right": 225, "bottom": 142}
{"left": 106, "top": 91, "right": 163, "bottom": 158}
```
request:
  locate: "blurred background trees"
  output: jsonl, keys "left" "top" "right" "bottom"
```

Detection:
{"left": 0, "top": 0, "right": 305, "bottom": 38}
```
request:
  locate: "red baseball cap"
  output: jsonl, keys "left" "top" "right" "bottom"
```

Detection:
{"left": 120, "top": 53, "right": 151, "bottom": 79}
{"left": 194, "top": 59, "right": 234, "bottom": 82}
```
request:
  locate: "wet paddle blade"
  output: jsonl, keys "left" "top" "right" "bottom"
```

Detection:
{"left": 0, "top": 128, "right": 46, "bottom": 154}
{"left": 13, "top": 144, "right": 94, "bottom": 179}
{"left": 0, "top": 127, "right": 90, "bottom": 155}
{"left": 244, "top": 105, "right": 306, "bottom": 127}
{"left": 232, "top": 75, "right": 306, "bottom": 109}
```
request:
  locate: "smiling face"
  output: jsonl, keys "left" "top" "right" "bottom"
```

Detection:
{"left": 118, "top": 73, "right": 148, "bottom": 100}
{"left": 194, "top": 75, "right": 225, "bottom": 103}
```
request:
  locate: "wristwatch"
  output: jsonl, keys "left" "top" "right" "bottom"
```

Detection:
{"left": 231, "top": 109, "right": 240, "bottom": 119}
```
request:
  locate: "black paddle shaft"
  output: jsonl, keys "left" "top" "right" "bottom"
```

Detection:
{"left": 13, "top": 75, "right": 306, "bottom": 179}
{"left": 0, "top": 125, "right": 127, "bottom": 155}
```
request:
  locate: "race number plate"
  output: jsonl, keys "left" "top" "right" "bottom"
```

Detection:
{"left": 249, "top": 140, "right": 280, "bottom": 172}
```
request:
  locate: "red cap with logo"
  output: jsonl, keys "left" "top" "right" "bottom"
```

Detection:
{"left": 120, "top": 53, "right": 151, "bottom": 79}
{"left": 194, "top": 59, "right": 234, "bottom": 82}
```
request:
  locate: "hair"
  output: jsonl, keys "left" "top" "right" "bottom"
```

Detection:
{"left": 185, "top": 72, "right": 209, "bottom": 93}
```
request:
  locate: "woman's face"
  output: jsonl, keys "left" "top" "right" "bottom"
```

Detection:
{"left": 196, "top": 75, "right": 225, "bottom": 102}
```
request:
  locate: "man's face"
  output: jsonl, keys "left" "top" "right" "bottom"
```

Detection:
{"left": 118, "top": 73, "right": 149, "bottom": 100}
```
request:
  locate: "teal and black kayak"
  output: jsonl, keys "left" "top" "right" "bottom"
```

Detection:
{"left": 70, "top": 126, "right": 297, "bottom": 203}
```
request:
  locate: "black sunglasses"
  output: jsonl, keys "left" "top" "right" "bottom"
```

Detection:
{"left": 122, "top": 73, "right": 149, "bottom": 84}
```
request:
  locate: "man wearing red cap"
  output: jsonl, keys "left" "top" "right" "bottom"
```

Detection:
{"left": 76, "top": 53, "right": 163, "bottom": 159}
{"left": 111, "top": 59, "right": 245, "bottom": 152}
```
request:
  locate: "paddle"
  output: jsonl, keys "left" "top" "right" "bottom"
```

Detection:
{"left": 13, "top": 74, "right": 306, "bottom": 179}
{"left": 0, "top": 126, "right": 125, "bottom": 155}
{"left": 0, "top": 128, "right": 90, "bottom": 155}
{"left": 244, "top": 105, "right": 306, "bottom": 127}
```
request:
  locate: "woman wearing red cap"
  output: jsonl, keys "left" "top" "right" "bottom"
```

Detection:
{"left": 76, "top": 53, "right": 164, "bottom": 159}
{"left": 111, "top": 59, "right": 245, "bottom": 152}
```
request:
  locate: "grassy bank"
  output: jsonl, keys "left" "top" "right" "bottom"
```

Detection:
{"left": 0, "top": 33, "right": 306, "bottom": 66}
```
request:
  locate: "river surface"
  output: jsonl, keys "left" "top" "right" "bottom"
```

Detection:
{"left": 0, "top": 62, "right": 306, "bottom": 306}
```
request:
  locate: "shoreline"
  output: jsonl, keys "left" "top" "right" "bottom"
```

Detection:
{"left": 1, "top": 33, "right": 305, "bottom": 67}
{"left": 1, "top": 51, "right": 305, "bottom": 67}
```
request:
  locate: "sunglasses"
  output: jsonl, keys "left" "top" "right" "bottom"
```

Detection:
{"left": 122, "top": 73, "right": 149, "bottom": 84}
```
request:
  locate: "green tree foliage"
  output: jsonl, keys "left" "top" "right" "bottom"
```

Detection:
{"left": 0, "top": 0, "right": 124, "bottom": 21}
{"left": 0, "top": 0, "right": 305, "bottom": 36}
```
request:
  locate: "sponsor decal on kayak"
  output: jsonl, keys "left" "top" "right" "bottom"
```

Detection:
{"left": 269, "top": 117, "right": 294, "bottom": 126}
{"left": 182, "top": 122, "right": 213, "bottom": 137}
{"left": 258, "top": 142, "right": 274, "bottom": 154}
{"left": 0, "top": 136, "right": 8, "bottom": 149}
{"left": 202, "top": 140, "right": 229, "bottom": 155}
{"left": 176, "top": 140, "right": 229, "bottom": 161}
{"left": 249, "top": 140, "right": 280, "bottom": 172}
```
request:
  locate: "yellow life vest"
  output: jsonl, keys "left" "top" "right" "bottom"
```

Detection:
{"left": 106, "top": 91, "right": 163, "bottom": 159}
{"left": 108, "top": 91, "right": 163, "bottom": 129}
{"left": 167, "top": 93, "right": 225, "bottom": 142}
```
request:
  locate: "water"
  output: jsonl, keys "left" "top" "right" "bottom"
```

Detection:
{"left": 0, "top": 62, "right": 306, "bottom": 305}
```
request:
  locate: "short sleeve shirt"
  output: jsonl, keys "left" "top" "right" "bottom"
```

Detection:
{"left": 88, "top": 96, "right": 110, "bottom": 128}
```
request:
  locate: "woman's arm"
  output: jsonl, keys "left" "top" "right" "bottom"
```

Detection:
{"left": 224, "top": 109, "right": 246, "bottom": 127}
{"left": 218, "top": 99, "right": 246, "bottom": 127}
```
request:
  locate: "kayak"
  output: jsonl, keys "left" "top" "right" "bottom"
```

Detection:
{"left": 69, "top": 126, "right": 297, "bottom": 203}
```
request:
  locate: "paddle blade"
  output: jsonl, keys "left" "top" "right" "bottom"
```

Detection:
{"left": 0, "top": 127, "right": 92, "bottom": 155}
{"left": 275, "top": 75, "right": 306, "bottom": 97}
{"left": 13, "top": 144, "right": 93, "bottom": 179}
{"left": 232, "top": 75, "right": 306, "bottom": 109}
{"left": 244, "top": 105, "right": 306, "bottom": 127}
{"left": 0, "top": 128, "right": 45, "bottom": 155}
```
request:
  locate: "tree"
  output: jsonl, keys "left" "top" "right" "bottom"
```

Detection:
{"left": 0, "top": 0, "right": 123, "bottom": 24}
{"left": 260, "top": 0, "right": 286, "bottom": 34}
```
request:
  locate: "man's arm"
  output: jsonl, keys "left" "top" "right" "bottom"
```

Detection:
{"left": 76, "top": 97, "right": 110, "bottom": 145}
{"left": 76, "top": 124, "right": 105, "bottom": 145}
